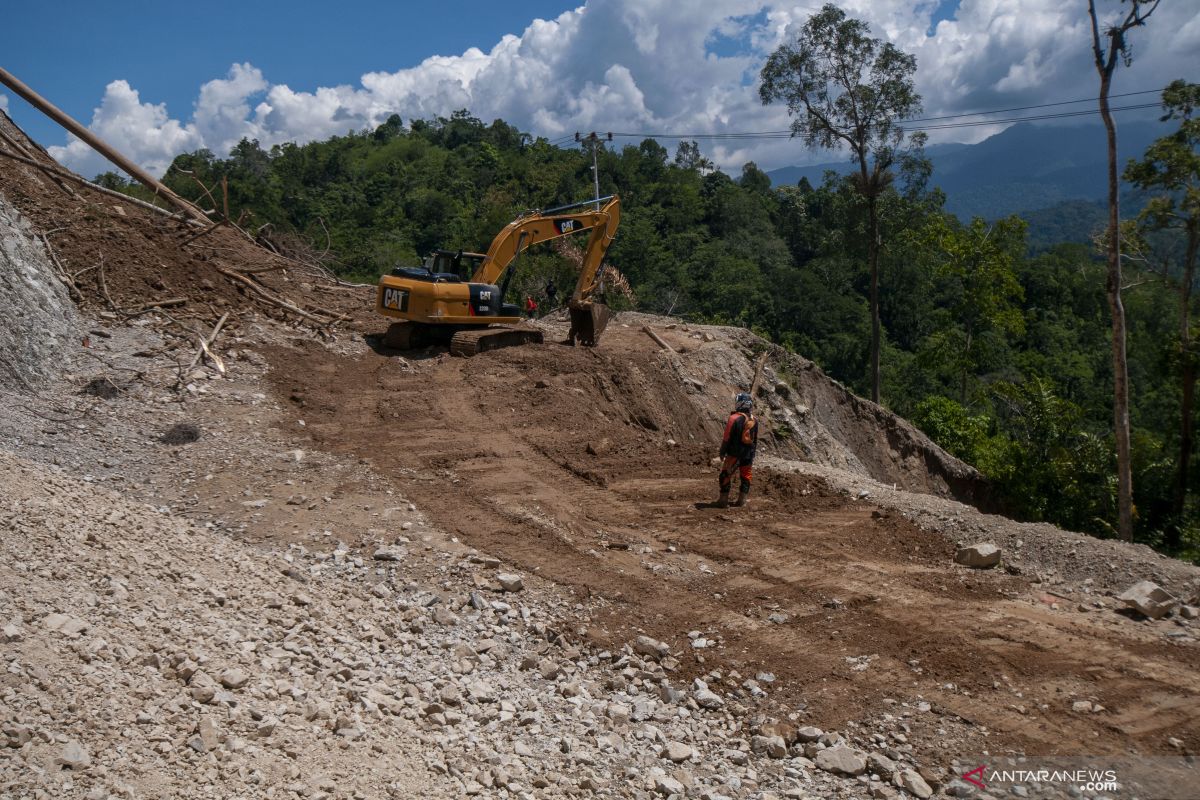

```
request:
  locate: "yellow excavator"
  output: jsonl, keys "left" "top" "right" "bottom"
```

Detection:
{"left": 375, "top": 195, "right": 620, "bottom": 356}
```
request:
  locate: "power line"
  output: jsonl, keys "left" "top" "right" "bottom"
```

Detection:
{"left": 917, "top": 102, "right": 1158, "bottom": 131}
{"left": 543, "top": 88, "right": 1165, "bottom": 145}
{"left": 601, "top": 101, "right": 1160, "bottom": 142}
{"left": 906, "top": 88, "right": 1160, "bottom": 123}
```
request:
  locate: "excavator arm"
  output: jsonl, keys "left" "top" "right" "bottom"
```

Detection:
{"left": 568, "top": 197, "right": 620, "bottom": 305}
{"left": 471, "top": 196, "right": 620, "bottom": 299}
{"left": 564, "top": 197, "right": 620, "bottom": 346}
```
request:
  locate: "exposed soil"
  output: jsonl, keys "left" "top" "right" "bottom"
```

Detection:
{"left": 0, "top": 108, "right": 358, "bottom": 337}
{"left": 3, "top": 106, "right": 1199, "bottom": 799}
{"left": 265, "top": 321, "right": 1200, "bottom": 761}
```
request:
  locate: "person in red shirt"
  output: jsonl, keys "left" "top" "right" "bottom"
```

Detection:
{"left": 524, "top": 295, "right": 538, "bottom": 318}
{"left": 716, "top": 392, "right": 758, "bottom": 508}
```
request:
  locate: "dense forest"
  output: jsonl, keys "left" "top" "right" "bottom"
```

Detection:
{"left": 97, "top": 107, "right": 1199, "bottom": 561}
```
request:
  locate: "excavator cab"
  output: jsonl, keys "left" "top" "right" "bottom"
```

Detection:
{"left": 390, "top": 250, "right": 484, "bottom": 284}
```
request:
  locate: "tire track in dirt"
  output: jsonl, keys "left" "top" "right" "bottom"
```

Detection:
{"left": 266, "top": 332, "right": 1200, "bottom": 760}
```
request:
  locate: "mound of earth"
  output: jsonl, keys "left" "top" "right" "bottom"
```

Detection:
{"left": 0, "top": 108, "right": 354, "bottom": 336}
{"left": 573, "top": 313, "right": 989, "bottom": 504}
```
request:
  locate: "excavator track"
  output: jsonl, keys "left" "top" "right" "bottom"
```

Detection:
{"left": 450, "top": 326, "right": 544, "bottom": 357}
{"left": 381, "top": 322, "right": 418, "bottom": 349}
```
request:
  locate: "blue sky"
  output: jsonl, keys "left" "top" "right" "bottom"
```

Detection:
{"left": 3, "top": 0, "right": 580, "bottom": 147}
{"left": 1, "top": 1, "right": 1190, "bottom": 177}
{"left": 927, "top": 0, "right": 960, "bottom": 33}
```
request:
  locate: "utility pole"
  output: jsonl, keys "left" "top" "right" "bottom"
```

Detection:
{"left": 575, "top": 132, "right": 612, "bottom": 209}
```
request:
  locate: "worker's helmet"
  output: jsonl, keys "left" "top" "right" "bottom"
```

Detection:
{"left": 735, "top": 392, "right": 753, "bottom": 412}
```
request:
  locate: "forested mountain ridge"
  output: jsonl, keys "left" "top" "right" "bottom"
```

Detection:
{"left": 768, "top": 119, "right": 1167, "bottom": 223}
{"left": 94, "top": 109, "right": 1198, "bottom": 560}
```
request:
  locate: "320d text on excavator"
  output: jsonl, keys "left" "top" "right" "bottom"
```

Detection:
{"left": 375, "top": 195, "right": 620, "bottom": 357}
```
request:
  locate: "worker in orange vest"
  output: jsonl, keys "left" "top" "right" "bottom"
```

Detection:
{"left": 716, "top": 392, "right": 758, "bottom": 508}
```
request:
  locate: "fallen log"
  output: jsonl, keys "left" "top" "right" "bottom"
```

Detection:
{"left": 749, "top": 350, "right": 770, "bottom": 396}
{"left": 214, "top": 266, "right": 337, "bottom": 327}
{"left": 132, "top": 297, "right": 187, "bottom": 312}
{"left": 642, "top": 325, "right": 675, "bottom": 353}
{"left": 38, "top": 232, "right": 82, "bottom": 303}
{"left": 187, "top": 312, "right": 229, "bottom": 376}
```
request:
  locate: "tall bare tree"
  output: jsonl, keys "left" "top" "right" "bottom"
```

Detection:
{"left": 1125, "top": 80, "right": 1200, "bottom": 544}
{"left": 1087, "top": 0, "right": 1161, "bottom": 541}
{"left": 760, "top": 4, "right": 922, "bottom": 404}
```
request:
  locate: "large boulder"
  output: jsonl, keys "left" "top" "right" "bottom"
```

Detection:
{"left": 1117, "top": 581, "right": 1180, "bottom": 619}
{"left": 896, "top": 769, "right": 933, "bottom": 799}
{"left": 633, "top": 635, "right": 671, "bottom": 661}
{"left": 751, "top": 735, "right": 787, "bottom": 759}
{"left": 955, "top": 543, "right": 1001, "bottom": 569}
{"left": 815, "top": 745, "right": 868, "bottom": 776}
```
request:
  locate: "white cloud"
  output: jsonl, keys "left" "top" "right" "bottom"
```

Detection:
{"left": 0, "top": 93, "right": 8, "bottom": 113}
{"left": 48, "top": 79, "right": 201, "bottom": 179}
{"left": 42, "top": 0, "right": 1200, "bottom": 178}
{"left": 193, "top": 62, "right": 269, "bottom": 156}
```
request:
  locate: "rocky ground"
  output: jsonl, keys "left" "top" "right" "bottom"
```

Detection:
{"left": 761, "top": 455, "right": 1200, "bottom": 598}
{"left": 2, "top": 108, "right": 1198, "bottom": 800}
{"left": 0, "top": 317, "right": 956, "bottom": 800}
{"left": 3, "top": 309, "right": 1197, "bottom": 800}
{"left": 0, "top": 338, "right": 951, "bottom": 800}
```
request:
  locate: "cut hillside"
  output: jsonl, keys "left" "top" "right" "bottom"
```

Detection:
{"left": 609, "top": 317, "right": 989, "bottom": 505}
{"left": 0, "top": 192, "right": 79, "bottom": 389}
{"left": 1, "top": 109, "right": 1198, "bottom": 800}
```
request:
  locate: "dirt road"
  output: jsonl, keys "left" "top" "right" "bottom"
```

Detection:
{"left": 266, "top": 323, "right": 1200, "bottom": 762}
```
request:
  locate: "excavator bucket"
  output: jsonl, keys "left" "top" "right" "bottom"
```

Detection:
{"left": 570, "top": 302, "right": 610, "bottom": 347}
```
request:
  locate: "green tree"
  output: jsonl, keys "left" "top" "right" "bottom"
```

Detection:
{"left": 916, "top": 215, "right": 1026, "bottom": 403}
{"left": 990, "top": 378, "right": 1115, "bottom": 532}
{"left": 738, "top": 161, "right": 773, "bottom": 195}
{"left": 92, "top": 171, "right": 131, "bottom": 191}
{"left": 673, "top": 140, "right": 712, "bottom": 173}
{"left": 1087, "top": 0, "right": 1162, "bottom": 540}
{"left": 373, "top": 114, "right": 404, "bottom": 143}
{"left": 912, "top": 395, "right": 992, "bottom": 464}
{"left": 760, "top": 3, "right": 922, "bottom": 404}
{"left": 1124, "top": 80, "right": 1200, "bottom": 536}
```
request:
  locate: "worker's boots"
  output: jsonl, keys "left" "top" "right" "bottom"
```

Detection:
{"left": 734, "top": 487, "right": 750, "bottom": 507}
{"left": 715, "top": 491, "right": 730, "bottom": 509}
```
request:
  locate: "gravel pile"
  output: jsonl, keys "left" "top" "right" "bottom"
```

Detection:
{"left": 2, "top": 449, "right": 954, "bottom": 800}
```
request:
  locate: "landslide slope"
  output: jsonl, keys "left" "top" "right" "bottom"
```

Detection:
{"left": 1, "top": 108, "right": 1198, "bottom": 799}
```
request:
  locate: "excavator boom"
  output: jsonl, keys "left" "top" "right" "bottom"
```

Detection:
{"left": 565, "top": 197, "right": 620, "bottom": 346}
{"left": 471, "top": 196, "right": 620, "bottom": 285}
